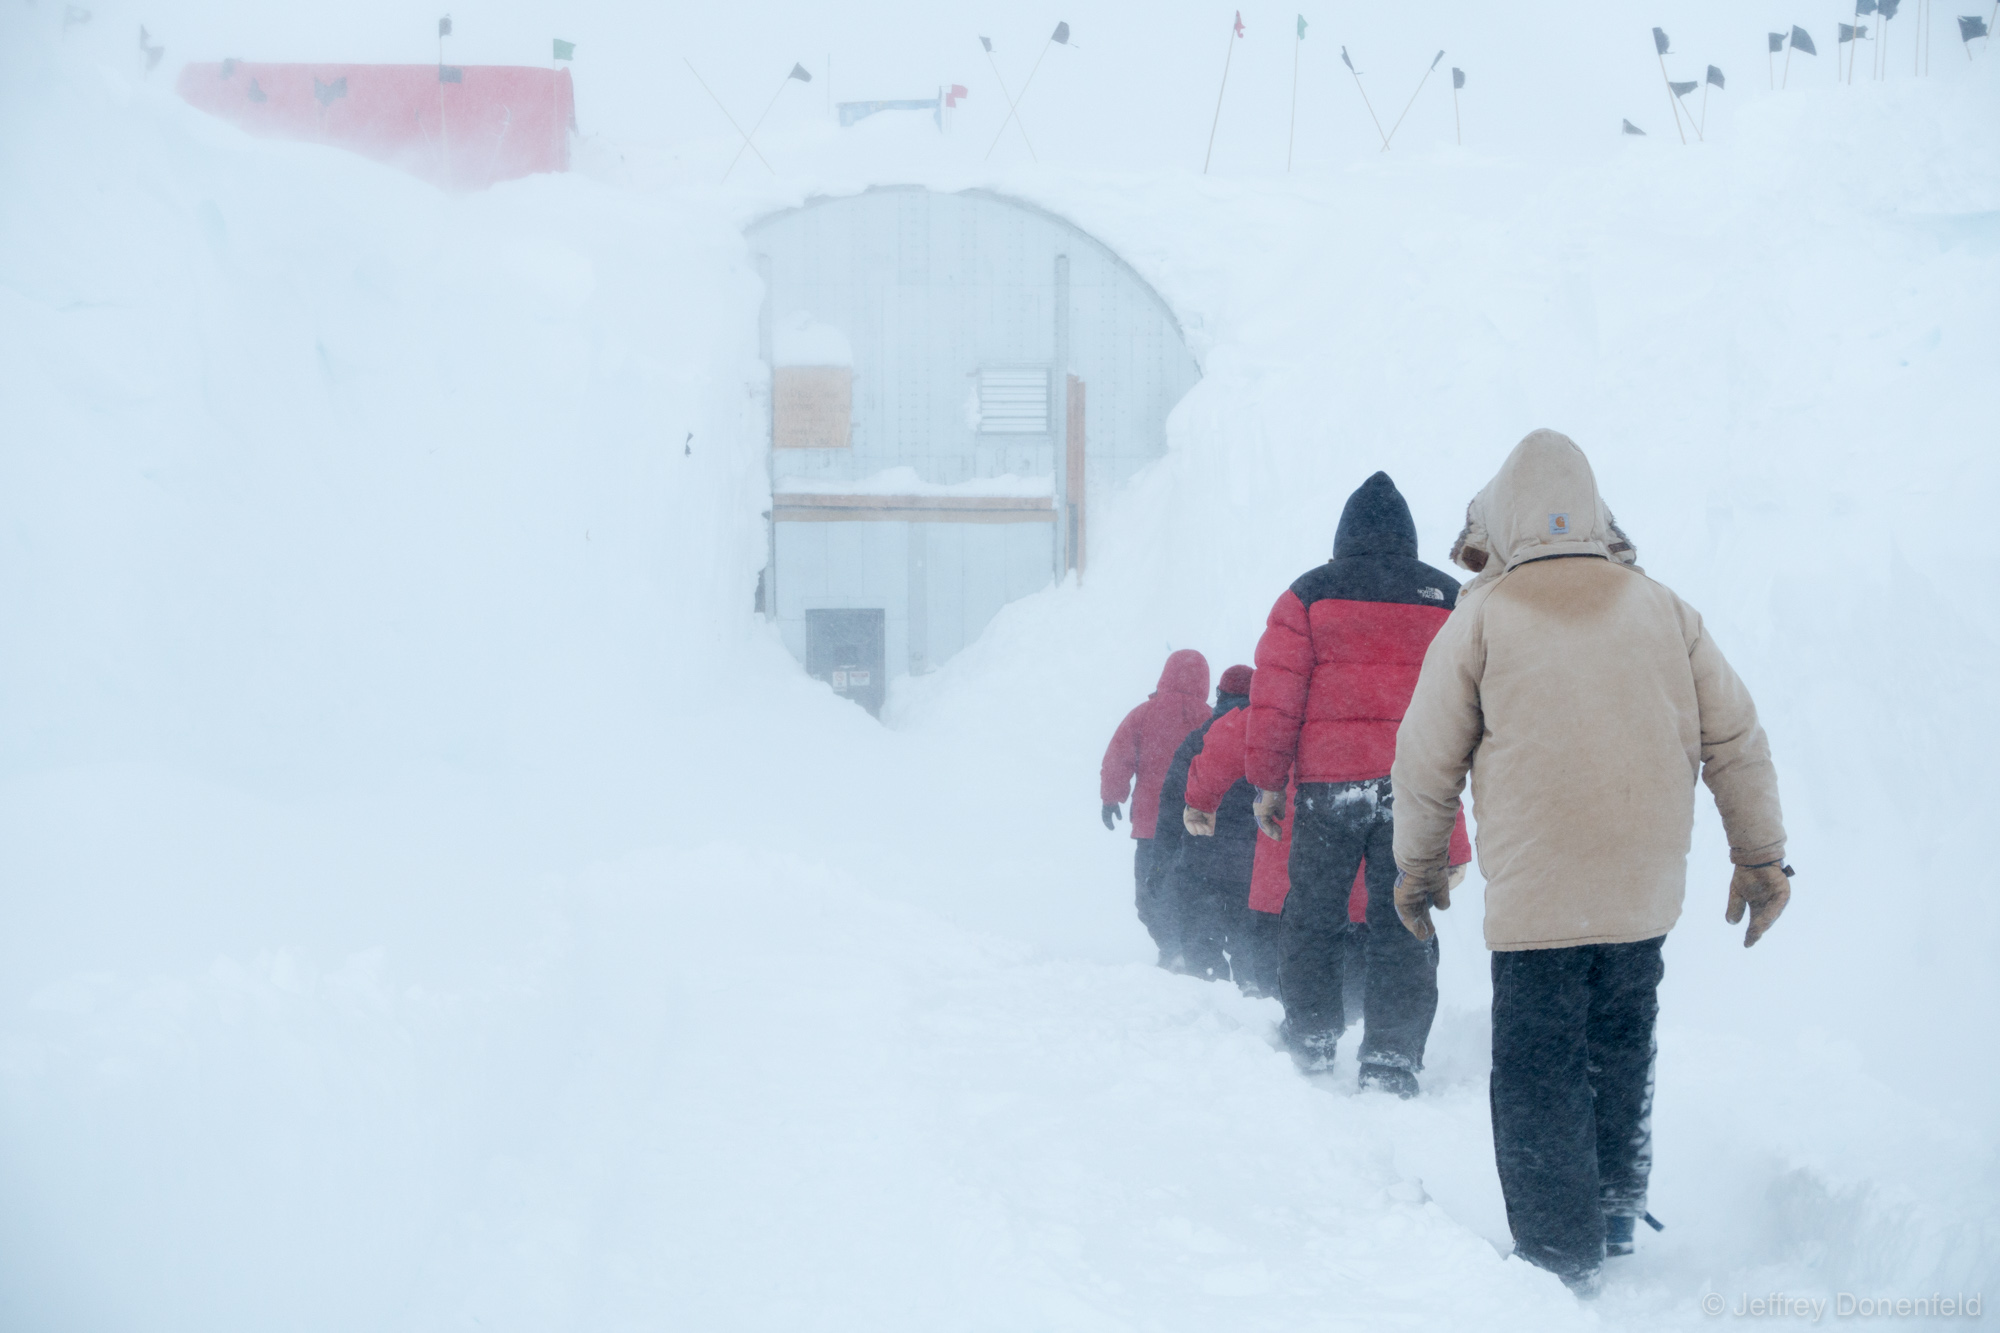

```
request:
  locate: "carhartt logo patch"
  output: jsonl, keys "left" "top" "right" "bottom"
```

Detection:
{"left": 1548, "top": 512, "right": 1571, "bottom": 536}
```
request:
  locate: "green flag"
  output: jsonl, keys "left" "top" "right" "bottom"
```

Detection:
{"left": 552, "top": 37, "right": 575, "bottom": 61}
{"left": 1296, "top": 14, "right": 1307, "bottom": 38}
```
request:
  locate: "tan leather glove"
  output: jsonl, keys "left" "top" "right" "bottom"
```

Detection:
{"left": 1447, "top": 863, "right": 1469, "bottom": 892}
{"left": 1394, "top": 866, "right": 1452, "bottom": 941}
{"left": 1183, "top": 806, "right": 1216, "bottom": 837}
{"left": 1727, "top": 862, "right": 1793, "bottom": 948}
{"left": 1252, "top": 788, "right": 1285, "bottom": 840}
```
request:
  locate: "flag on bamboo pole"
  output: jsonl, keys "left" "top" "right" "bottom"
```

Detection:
{"left": 1857, "top": 0, "right": 1878, "bottom": 13}
{"left": 1298, "top": 14, "right": 1307, "bottom": 38}
{"left": 1453, "top": 66, "right": 1465, "bottom": 88}
{"left": 438, "top": 16, "right": 452, "bottom": 37}
{"left": 247, "top": 77, "right": 267, "bottom": 101}
{"left": 313, "top": 75, "right": 348, "bottom": 105}
{"left": 946, "top": 84, "right": 968, "bottom": 106}
{"left": 1341, "top": 45, "right": 1357, "bottom": 71}
{"left": 553, "top": 38, "right": 575, "bottom": 60}
{"left": 1653, "top": 27, "right": 1672, "bottom": 54}
{"left": 438, "top": 65, "right": 463, "bottom": 82}
{"left": 62, "top": 4, "right": 89, "bottom": 29}
{"left": 1769, "top": 31, "right": 1787, "bottom": 51}
{"left": 1622, "top": 118, "right": 1646, "bottom": 134}
{"left": 1707, "top": 64, "right": 1726, "bottom": 87}
{"left": 139, "top": 24, "right": 163, "bottom": 69}
{"left": 1054, "top": 21, "right": 1072, "bottom": 44}
{"left": 1669, "top": 79, "right": 1698, "bottom": 95}
{"left": 1878, "top": 0, "right": 1901, "bottom": 16}
{"left": 1791, "top": 26, "right": 1819, "bottom": 53}
{"left": 1962, "top": 14, "right": 1990, "bottom": 40}
{"left": 1839, "top": 23, "right": 1869, "bottom": 42}
{"left": 1234, "top": 11, "right": 1246, "bottom": 37}
{"left": 980, "top": 35, "right": 993, "bottom": 52}
{"left": 788, "top": 63, "right": 812, "bottom": 81}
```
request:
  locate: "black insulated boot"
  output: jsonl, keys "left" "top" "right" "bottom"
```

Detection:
{"left": 1358, "top": 1062, "right": 1419, "bottom": 1098}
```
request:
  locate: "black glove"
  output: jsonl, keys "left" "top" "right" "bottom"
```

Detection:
{"left": 1101, "top": 802, "right": 1122, "bottom": 831}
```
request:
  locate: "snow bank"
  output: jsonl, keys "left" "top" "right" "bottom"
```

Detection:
{"left": 3, "top": 4, "right": 1996, "bottom": 1330}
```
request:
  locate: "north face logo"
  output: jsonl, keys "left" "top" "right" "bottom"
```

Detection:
{"left": 1548, "top": 512, "right": 1571, "bottom": 536}
{"left": 1419, "top": 586, "right": 1445, "bottom": 601}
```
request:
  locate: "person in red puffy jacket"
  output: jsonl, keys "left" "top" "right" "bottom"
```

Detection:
{"left": 1245, "top": 472, "right": 1463, "bottom": 1092}
{"left": 1101, "top": 649, "right": 1212, "bottom": 966}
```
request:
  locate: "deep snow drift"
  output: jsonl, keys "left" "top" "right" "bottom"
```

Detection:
{"left": 3, "top": 3, "right": 1998, "bottom": 1330}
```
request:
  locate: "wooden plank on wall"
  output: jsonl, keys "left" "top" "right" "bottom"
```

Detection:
{"left": 1065, "top": 375, "right": 1087, "bottom": 576}
{"left": 772, "top": 493, "right": 1055, "bottom": 524}
{"left": 773, "top": 367, "right": 853, "bottom": 448}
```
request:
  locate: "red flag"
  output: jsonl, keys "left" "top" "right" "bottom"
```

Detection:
{"left": 945, "top": 84, "right": 968, "bottom": 107}
{"left": 1234, "top": 10, "right": 1245, "bottom": 36}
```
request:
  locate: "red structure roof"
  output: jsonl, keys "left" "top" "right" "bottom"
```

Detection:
{"left": 176, "top": 61, "right": 575, "bottom": 191}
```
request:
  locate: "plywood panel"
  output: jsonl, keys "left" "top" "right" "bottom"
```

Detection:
{"left": 773, "top": 366, "right": 852, "bottom": 449}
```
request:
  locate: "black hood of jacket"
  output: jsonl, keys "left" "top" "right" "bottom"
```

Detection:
{"left": 1332, "top": 471, "right": 1419, "bottom": 560}
{"left": 1212, "top": 690, "right": 1249, "bottom": 716}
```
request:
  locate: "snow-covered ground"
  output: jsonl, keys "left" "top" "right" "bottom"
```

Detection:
{"left": 3, "top": 2, "right": 1997, "bottom": 1329}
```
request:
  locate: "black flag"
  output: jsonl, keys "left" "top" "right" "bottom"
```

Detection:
{"left": 1653, "top": 27, "right": 1671, "bottom": 54}
{"left": 1669, "top": 79, "right": 1698, "bottom": 96}
{"left": 979, "top": 35, "right": 992, "bottom": 52}
{"left": 1430, "top": 49, "right": 1444, "bottom": 70}
{"left": 1839, "top": 23, "right": 1868, "bottom": 42}
{"left": 438, "top": 15, "right": 451, "bottom": 37}
{"left": 1857, "top": 0, "right": 1878, "bottom": 13}
{"left": 1791, "top": 26, "right": 1818, "bottom": 54}
{"left": 247, "top": 77, "right": 267, "bottom": 102}
{"left": 1340, "top": 45, "right": 1357, "bottom": 72}
{"left": 139, "top": 24, "right": 164, "bottom": 70}
{"left": 438, "top": 65, "right": 463, "bottom": 83}
{"left": 1768, "top": 31, "right": 1786, "bottom": 51}
{"left": 1962, "top": 14, "right": 1990, "bottom": 40}
{"left": 1452, "top": 66, "right": 1465, "bottom": 89}
{"left": 789, "top": 63, "right": 811, "bottom": 81}
{"left": 314, "top": 75, "right": 348, "bottom": 105}
{"left": 1052, "top": 21, "right": 1071, "bottom": 44}
{"left": 1878, "top": 0, "right": 1902, "bottom": 16}
{"left": 1622, "top": 118, "right": 1646, "bottom": 135}
{"left": 1706, "top": 64, "right": 1725, "bottom": 88}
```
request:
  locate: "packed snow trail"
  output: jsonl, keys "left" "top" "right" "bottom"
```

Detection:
{"left": 4, "top": 11, "right": 1998, "bottom": 1331}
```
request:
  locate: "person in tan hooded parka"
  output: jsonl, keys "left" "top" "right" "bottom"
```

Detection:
{"left": 1389, "top": 430, "right": 1794, "bottom": 1293}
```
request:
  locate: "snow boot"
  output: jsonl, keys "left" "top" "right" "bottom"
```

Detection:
{"left": 1279, "top": 1020, "right": 1340, "bottom": 1074}
{"left": 1358, "top": 1062, "right": 1419, "bottom": 1098}
{"left": 1605, "top": 1212, "right": 1662, "bottom": 1257}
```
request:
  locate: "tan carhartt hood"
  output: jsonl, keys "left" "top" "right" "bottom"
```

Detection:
{"left": 1448, "top": 429, "right": 1637, "bottom": 593}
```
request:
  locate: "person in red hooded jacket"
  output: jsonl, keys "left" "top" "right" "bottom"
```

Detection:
{"left": 1244, "top": 472, "right": 1464, "bottom": 1092}
{"left": 1101, "top": 649, "right": 1212, "bottom": 967}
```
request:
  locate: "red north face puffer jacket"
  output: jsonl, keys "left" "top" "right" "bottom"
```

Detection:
{"left": 1245, "top": 472, "right": 1462, "bottom": 793}
{"left": 1101, "top": 649, "right": 1212, "bottom": 839}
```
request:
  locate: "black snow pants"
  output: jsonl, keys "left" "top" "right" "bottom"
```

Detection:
{"left": 1133, "top": 837, "right": 1180, "bottom": 964}
{"left": 1174, "top": 866, "right": 1231, "bottom": 981}
{"left": 1278, "top": 779, "right": 1439, "bottom": 1070}
{"left": 1234, "top": 907, "right": 1284, "bottom": 995}
{"left": 1490, "top": 935, "right": 1664, "bottom": 1284}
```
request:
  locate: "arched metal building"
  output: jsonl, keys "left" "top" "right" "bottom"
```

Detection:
{"left": 748, "top": 186, "right": 1200, "bottom": 712}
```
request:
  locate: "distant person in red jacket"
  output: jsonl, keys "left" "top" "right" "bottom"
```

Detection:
{"left": 1245, "top": 472, "right": 1463, "bottom": 1092}
{"left": 1101, "top": 649, "right": 1212, "bottom": 967}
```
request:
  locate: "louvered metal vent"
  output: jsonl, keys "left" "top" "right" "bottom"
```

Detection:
{"left": 977, "top": 368, "right": 1050, "bottom": 434}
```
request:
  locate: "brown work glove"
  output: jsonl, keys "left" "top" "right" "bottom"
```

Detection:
{"left": 1183, "top": 806, "right": 1216, "bottom": 837}
{"left": 1727, "top": 862, "right": 1793, "bottom": 948}
{"left": 1394, "top": 866, "right": 1452, "bottom": 941}
{"left": 1252, "top": 788, "right": 1285, "bottom": 840}
{"left": 1447, "top": 863, "right": 1469, "bottom": 892}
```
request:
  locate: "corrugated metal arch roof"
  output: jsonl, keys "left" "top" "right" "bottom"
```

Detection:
{"left": 745, "top": 185, "right": 1198, "bottom": 365}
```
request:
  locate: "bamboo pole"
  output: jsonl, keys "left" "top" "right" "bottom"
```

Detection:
{"left": 1657, "top": 49, "right": 1687, "bottom": 143}
{"left": 723, "top": 71, "right": 795, "bottom": 182}
{"left": 1783, "top": 37, "right": 1795, "bottom": 87}
{"left": 985, "top": 35, "right": 1056, "bottom": 160}
{"left": 1382, "top": 51, "right": 1443, "bottom": 150}
{"left": 1286, "top": 24, "right": 1301, "bottom": 171}
{"left": 981, "top": 45, "right": 1038, "bottom": 160}
{"left": 1341, "top": 49, "right": 1388, "bottom": 147}
{"left": 1699, "top": 80, "right": 1709, "bottom": 137}
{"left": 1452, "top": 84, "right": 1461, "bottom": 145}
{"left": 685, "top": 59, "right": 775, "bottom": 175}
{"left": 1203, "top": 22, "right": 1238, "bottom": 173}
